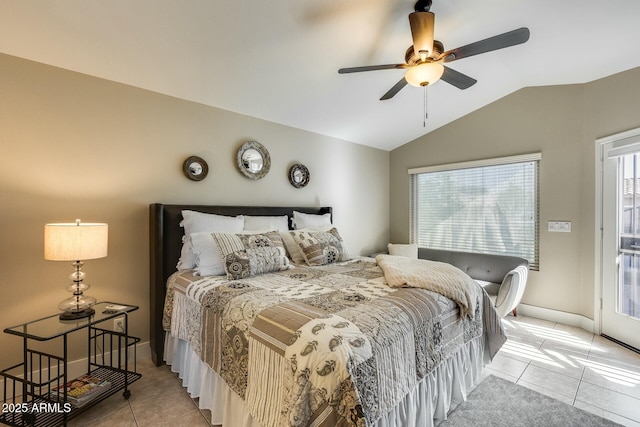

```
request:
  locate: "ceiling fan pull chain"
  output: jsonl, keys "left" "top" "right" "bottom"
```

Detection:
{"left": 423, "top": 85, "right": 428, "bottom": 127}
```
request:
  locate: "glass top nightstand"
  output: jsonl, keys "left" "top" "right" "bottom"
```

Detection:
{"left": 4, "top": 302, "right": 138, "bottom": 341}
{"left": 0, "top": 301, "right": 141, "bottom": 427}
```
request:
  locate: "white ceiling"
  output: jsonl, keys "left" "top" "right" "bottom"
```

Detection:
{"left": 1, "top": 0, "right": 640, "bottom": 151}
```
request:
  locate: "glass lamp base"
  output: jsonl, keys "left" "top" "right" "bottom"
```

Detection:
{"left": 59, "top": 308, "right": 95, "bottom": 320}
{"left": 57, "top": 263, "right": 98, "bottom": 321}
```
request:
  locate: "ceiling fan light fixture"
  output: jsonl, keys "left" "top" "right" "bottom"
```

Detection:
{"left": 405, "top": 62, "right": 444, "bottom": 87}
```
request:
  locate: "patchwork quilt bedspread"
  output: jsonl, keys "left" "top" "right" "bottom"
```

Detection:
{"left": 163, "top": 258, "right": 506, "bottom": 427}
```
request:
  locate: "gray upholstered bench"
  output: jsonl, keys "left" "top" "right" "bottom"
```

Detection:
{"left": 417, "top": 248, "right": 529, "bottom": 317}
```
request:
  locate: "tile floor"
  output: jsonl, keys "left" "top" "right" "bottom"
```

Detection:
{"left": 66, "top": 357, "right": 214, "bottom": 427}
{"left": 482, "top": 315, "right": 640, "bottom": 427}
{"left": 68, "top": 315, "right": 640, "bottom": 426}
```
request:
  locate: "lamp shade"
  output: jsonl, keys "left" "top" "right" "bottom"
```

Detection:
{"left": 405, "top": 62, "right": 444, "bottom": 87}
{"left": 44, "top": 220, "right": 108, "bottom": 261}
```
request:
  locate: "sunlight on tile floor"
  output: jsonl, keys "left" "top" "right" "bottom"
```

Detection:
{"left": 483, "top": 315, "right": 640, "bottom": 426}
{"left": 69, "top": 315, "right": 640, "bottom": 426}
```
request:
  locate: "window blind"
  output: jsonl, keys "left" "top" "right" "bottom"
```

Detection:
{"left": 409, "top": 153, "right": 540, "bottom": 270}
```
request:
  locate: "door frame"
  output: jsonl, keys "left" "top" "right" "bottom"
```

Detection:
{"left": 596, "top": 127, "right": 640, "bottom": 336}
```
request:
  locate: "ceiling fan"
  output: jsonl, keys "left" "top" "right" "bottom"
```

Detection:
{"left": 338, "top": 0, "right": 530, "bottom": 100}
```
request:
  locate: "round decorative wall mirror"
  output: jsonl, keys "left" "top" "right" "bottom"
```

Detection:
{"left": 237, "top": 141, "right": 270, "bottom": 180}
{"left": 288, "top": 163, "right": 310, "bottom": 188}
{"left": 183, "top": 156, "right": 209, "bottom": 181}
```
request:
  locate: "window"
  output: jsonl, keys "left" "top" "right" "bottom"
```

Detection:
{"left": 409, "top": 153, "right": 540, "bottom": 270}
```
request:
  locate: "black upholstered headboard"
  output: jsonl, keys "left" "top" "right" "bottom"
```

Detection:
{"left": 148, "top": 203, "right": 332, "bottom": 365}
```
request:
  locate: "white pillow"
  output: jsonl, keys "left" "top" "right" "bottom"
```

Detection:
{"left": 244, "top": 215, "right": 288, "bottom": 232}
{"left": 387, "top": 243, "right": 418, "bottom": 259}
{"left": 190, "top": 232, "right": 225, "bottom": 276}
{"left": 292, "top": 211, "right": 331, "bottom": 229}
{"left": 177, "top": 211, "right": 244, "bottom": 270}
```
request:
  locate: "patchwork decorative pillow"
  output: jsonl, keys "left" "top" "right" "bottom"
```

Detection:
{"left": 280, "top": 230, "right": 306, "bottom": 264}
{"left": 290, "top": 227, "right": 352, "bottom": 266}
{"left": 280, "top": 226, "right": 332, "bottom": 264}
{"left": 191, "top": 228, "right": 277, "bottom": 276}
{"left": 211, "top": 231, "right": 290, "bottom": 280}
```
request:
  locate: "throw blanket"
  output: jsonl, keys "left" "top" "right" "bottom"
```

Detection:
{"left": 163, "top": 258, "right": 505, "bottom": 427}
{"left": 376, "top": 254, "right": 478, "bottom": 319}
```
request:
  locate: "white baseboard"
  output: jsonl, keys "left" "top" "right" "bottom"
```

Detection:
{"left": 65, "top": 340, "right": 151, "bottom": 379}
{"left": 516, "top": 304, "right": 595, "bottom": 333}
{"left": 0, "top": 341, "right": 150, "bottom": 401}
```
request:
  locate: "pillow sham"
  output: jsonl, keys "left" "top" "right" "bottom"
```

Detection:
{"left": 290, "top": 227, "right": 351, "bottom": 266}
{"left": 211, "top": 231, "right": 290, "bottom": 280}
{"left": 243, "top": 215, "right": 288, "bottom": 232}
{"left": 177, "top": 210, "right": 244, "bottom": 270}
{"left": 388, "top": 243, "right": 418, "bottom": 259}
{"left": 292, "top": 211, "right": 331, "bottom": 230}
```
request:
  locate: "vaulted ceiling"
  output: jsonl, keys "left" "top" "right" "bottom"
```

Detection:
{"left": 1, "top": 1, "right": 640, "bottom": 150}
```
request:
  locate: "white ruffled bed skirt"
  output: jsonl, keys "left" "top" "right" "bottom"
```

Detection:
{"left": 164, "top": 332, "right": 487, "bottom": 427}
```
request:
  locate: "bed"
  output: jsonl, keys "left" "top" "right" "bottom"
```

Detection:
{"left": 149, "top": 203, "right": 506, "bottom": 427}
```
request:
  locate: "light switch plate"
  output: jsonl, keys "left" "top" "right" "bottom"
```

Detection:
{"left": 548, "top": 221, "right": 571, "bottom": 232}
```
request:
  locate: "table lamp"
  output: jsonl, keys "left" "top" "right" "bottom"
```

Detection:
{"left": 44, "top": 219, "right": 108, "bottom": 320}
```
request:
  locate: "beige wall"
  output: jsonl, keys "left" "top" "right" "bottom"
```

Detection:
{"left": 0, "top": 53, "right": 389, "bottom": 367}
{"left": 390, "top": 67, "right": 640, "bottom": 320}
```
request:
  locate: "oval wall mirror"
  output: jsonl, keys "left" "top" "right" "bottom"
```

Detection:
{"left": 237, "top": 141, "right": 270, "bottom": 180}
{"left": 288, "top": 163, "right": 310, "bottom": 188}
{"left": 183, "top": 156, "right": 209, "bottom": 181}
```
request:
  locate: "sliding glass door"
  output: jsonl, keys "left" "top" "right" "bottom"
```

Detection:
{"left": 601, "top": 138, "right": 640, "bottom": 349}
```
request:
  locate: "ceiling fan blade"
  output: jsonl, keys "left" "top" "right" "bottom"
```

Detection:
{"left": 440, "top": 66, "right": 477, "bottom": 90}
{"left": 409, "top": 11, "right": 435, "bottom": 59}
{"left": 338, "top": 64, "right": 407, "bottom": 74}
{"left": 380, "top": 77, "right": 408, "bottom": 100}
{"left": 440, "top": 27, "right": 530, "bottom": 63}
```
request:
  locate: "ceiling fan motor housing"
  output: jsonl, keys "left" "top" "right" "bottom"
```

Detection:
{"left": 405, "top": 40, "right": 444, "bottom": 65}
